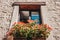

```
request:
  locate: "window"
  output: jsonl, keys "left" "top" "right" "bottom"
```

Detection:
{"left": 20, "top": 11, "right": 29, "bottom": 23}
{"left": 19, "top": 5, "right": 42, "bottom": 24}
{"left": 31, "top": 11, "right": 40, "bottom": 24}
{"left": 10, "top": 2, "right": 46, "bottom": 28}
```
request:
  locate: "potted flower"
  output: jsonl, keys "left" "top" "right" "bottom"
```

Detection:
{"left": 6, "top": 20, "right": 52, "bottom": 40}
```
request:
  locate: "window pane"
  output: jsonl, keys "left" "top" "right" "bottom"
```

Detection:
{"left": 31, "top": 12, "right": 40, "bottom": 24}
{"left": 20, "top": 11, "right": 29, "bottom": 23}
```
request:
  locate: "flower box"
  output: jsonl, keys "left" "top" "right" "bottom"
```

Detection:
{"left": 3, "top": 36, "right": 46, "bottom": 40}
{"left": 14, "top": 37, "right": 27, "bottom": 40}
{"left": 14, "top": 37, "right": 46, "bottom": 40}
{"left": 6, "top": 20, "right": 52, "bottom": 40}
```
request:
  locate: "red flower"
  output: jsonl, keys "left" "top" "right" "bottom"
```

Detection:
{"left": 6, "top": 28, "right": 15, "bottom": 36}
{"left": 6, "top": 31, "right": 13, "bottom": 36}
{"left": 6, "top": 31, "right": 10, "bottom": 36}
{"left": 27, "top": 20, "right": 34, "bottom": 23}
{"left": 17, "top": 22, "right": 25, "bottom": 25}
{"left": 9, "top": 28, "right": 15, "bottom": 31}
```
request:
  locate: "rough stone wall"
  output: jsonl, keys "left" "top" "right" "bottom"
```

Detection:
{"left": 0, "top": 0, "right": 15, "bottom": 40}
{"left": 46, "top": 0, "right": 60, "bottom": 40}
{"left": 0, "top": 0, "right": 60, "bottom": 40}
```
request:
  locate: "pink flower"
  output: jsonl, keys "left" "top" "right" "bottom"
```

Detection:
{"left": 13, "top": 22, "right": 16, "bottom": 25}
{"left": 44, "top": 24, "right": 52, "bottom": 31}
{"left": 38, "top": 25, "right": 42, "bottom": 29}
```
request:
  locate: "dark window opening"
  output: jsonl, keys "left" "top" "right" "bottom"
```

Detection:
{"left": 19, "top": 5, "right": 42, "bottom": 24}
{"left": 20, "top": 11, "right": 29, "bottom": 23}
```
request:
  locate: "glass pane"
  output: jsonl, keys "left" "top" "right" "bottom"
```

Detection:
{"left": 31, "top": 12, "right": 40, "bottom": 24}
{"left": 20, "top": 11, "right": 29, "bottom": 23}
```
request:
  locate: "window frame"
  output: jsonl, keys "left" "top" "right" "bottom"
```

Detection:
{"left": 19, "top": 9, "right": 42, "bottom": 24}
{"left": 10, "top": 2, "right": 46, "bottom": 28}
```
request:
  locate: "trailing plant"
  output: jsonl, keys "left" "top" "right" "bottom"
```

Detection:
{"left": 6, "top": 20, "right": 52, "bottom": 39}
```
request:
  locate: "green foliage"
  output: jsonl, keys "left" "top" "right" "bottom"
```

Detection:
{"left": 7, "top": 20, "right": 52, "bottom": 38}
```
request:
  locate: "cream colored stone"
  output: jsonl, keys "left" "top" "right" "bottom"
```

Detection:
{"left": 0, "top": 0, "right": 60, "bottom": 40}
{"left": 10, "top": 6, "right": 19, "bottom": 28}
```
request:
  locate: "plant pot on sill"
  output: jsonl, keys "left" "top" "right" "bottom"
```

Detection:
{"left": 14, "top": 37, "right": 46, "bottom": 40}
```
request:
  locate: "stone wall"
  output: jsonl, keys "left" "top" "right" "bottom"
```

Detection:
{"left": 46, "top": 0, "right": 60, "bottom": 40}
{"left": 0, "top": 0, "right": 60, "bottom": 40}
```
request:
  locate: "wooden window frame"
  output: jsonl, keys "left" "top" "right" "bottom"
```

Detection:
{"left": 12, "top": 2, "right": 46, "bottom": 6}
